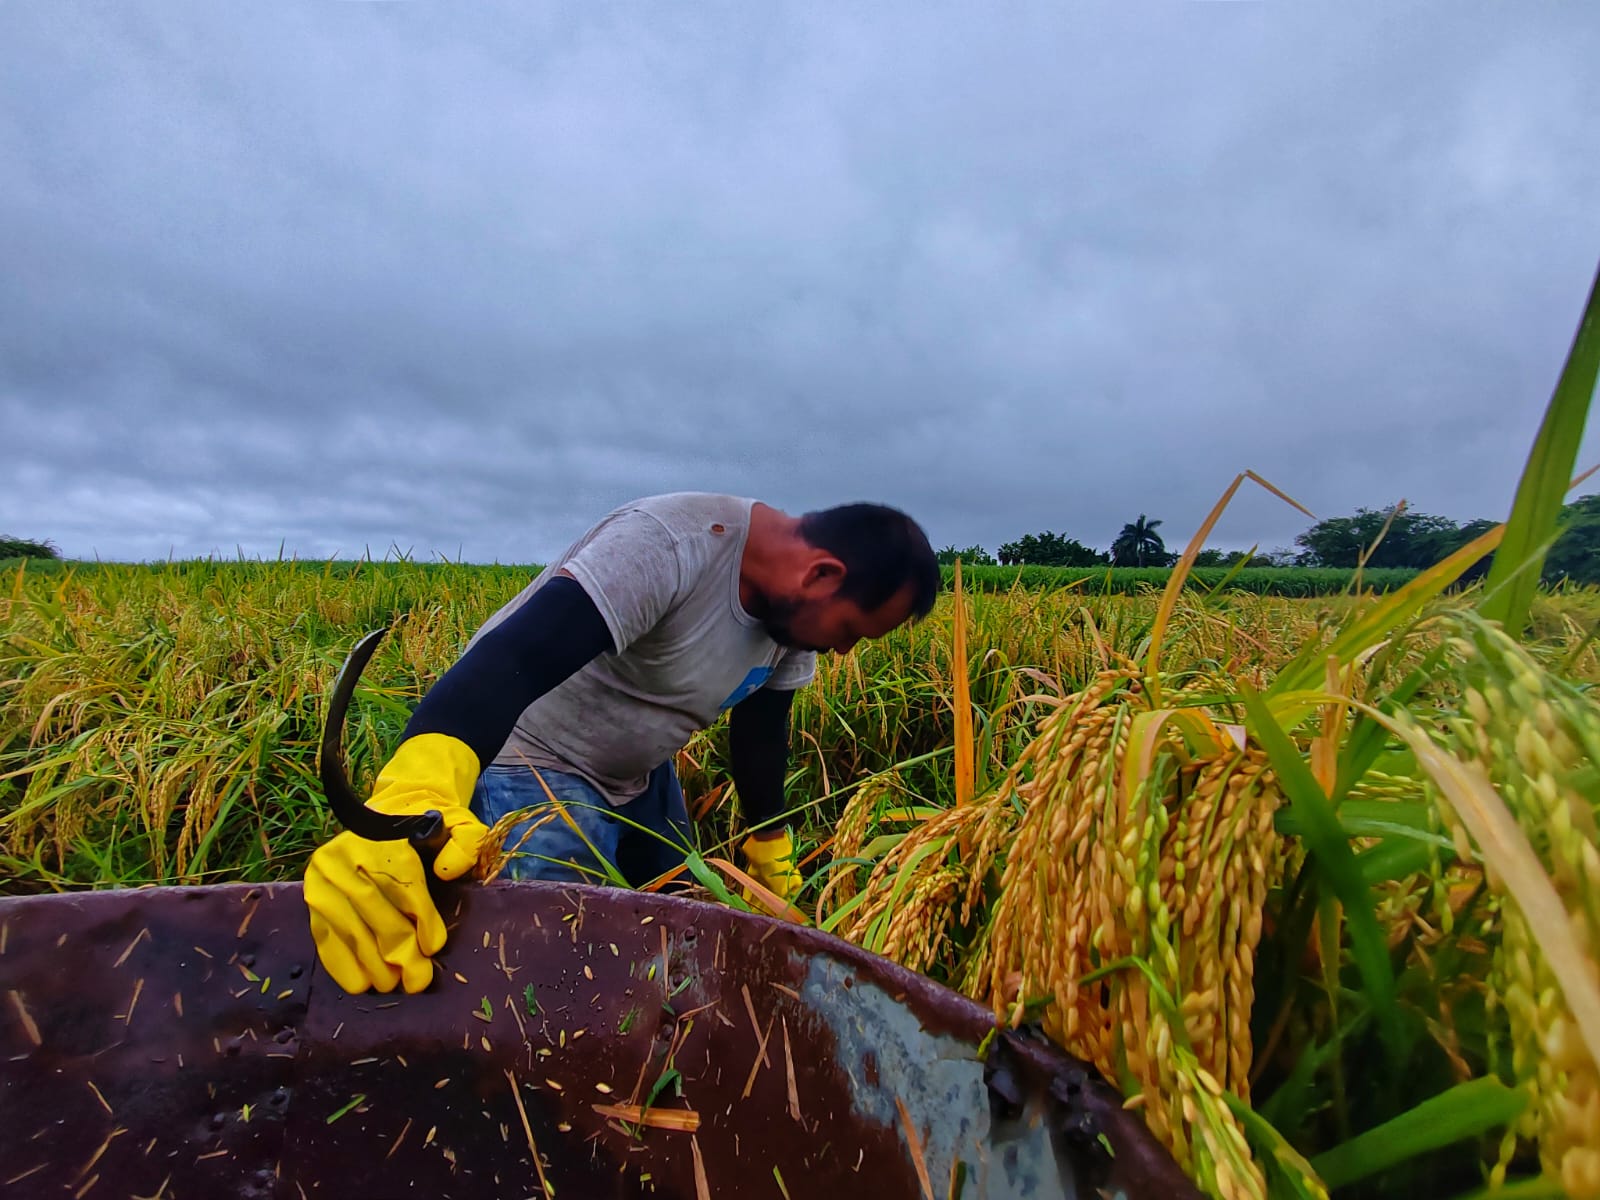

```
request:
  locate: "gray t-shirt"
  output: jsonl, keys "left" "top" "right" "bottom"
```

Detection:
{"left": 465, "top": 493, "right": 817, "bottom": 806}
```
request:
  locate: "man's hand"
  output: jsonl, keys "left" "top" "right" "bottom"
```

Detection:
{"left": 741, "top": 829, "right": 803, "bottom": 904}
{"left": 304, "top": 734, "right": 489, "bottom": 994}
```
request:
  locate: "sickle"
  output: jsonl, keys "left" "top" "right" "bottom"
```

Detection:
{"left": 319, "top": 626, "right": 448, "bottom": 863}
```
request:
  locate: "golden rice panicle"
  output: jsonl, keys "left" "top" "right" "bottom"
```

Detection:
{"left": 815, "top": 772, "right": 900, "bottom": 919}
{"left": 962, "top": 664, "right": 1283, "bottom": 1195}
{"left": 878, "top": 863, "right": 965, "bottom": 974}
{"left": 822, "top": 652, "right": 1287, "bottom": 1199}
{"left": 1172, "top": 1050, "right": 1271, "bottom": 1200}
{"left": 1434, "top": 615, "right": 1600, "bottom": 1195}
{"left": 478, "top": 800, "right": 564, "bottom": 883}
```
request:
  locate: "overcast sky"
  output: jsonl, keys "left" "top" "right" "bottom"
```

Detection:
{"left": 3, "top": 4, "right": 1598, "bottom": 564}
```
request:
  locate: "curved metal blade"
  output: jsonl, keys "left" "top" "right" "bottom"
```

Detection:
{"left": 318, "top": 627, "right": 439, "bottom": 845}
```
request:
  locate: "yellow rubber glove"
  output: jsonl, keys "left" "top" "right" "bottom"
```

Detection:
{"left": 304, "top": 733, "right": 489, "bottom": 995}
{"left": 741, "top": 831, "right": 803, "bottom": 905}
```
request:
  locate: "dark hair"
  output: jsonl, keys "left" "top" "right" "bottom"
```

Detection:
{"left": 797, "top": 502, "right": 940, "bottom": 619}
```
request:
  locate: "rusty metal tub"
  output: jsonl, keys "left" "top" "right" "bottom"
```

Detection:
{"left": 0, "top": 882, "right": 1198, "bottom": 1199}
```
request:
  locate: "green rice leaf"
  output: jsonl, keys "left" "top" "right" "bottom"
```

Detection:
{"left": 1309, "top": 1077, "right": 1527, "bottom": 1189}
{"left": 1239, "top": 686, "right": 1404, "bottom": 1069}
{"left": 1447, "top": 1177, "right": 1569, "bottom": 1200}
{"left": 1276, "top": 799, "right": 1448, "bottom": 845}
{"left": 682, "top": 851, "right": 752, "bottom": 912}
{"left": 1355, "top": 836, "right": 1447, "bottom": 885}
{"left": 1480, "top": 264, "right": 1600, "bottom": 636}
{"left": 1223, "top": 1090, "right": 1328, "bottom": 1200}
{"left": 1268, "top": 526, "right": 1504, "bottom": 712}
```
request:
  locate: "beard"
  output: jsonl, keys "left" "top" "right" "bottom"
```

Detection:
{"left": 748, "top": 593, "right": 819, "bottom": 652}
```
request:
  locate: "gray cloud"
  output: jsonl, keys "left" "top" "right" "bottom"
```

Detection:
{"left": 3, "top": 3, "right": 1598, "bottom": 564}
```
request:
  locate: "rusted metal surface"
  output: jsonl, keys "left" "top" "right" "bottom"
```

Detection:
{"left": 0, "top": 882, "right": 1202, "bottom": 1199}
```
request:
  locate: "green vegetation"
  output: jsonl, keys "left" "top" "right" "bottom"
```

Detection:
{"left": 949, "top": 488, "right": 1599, "bottom": 581}
{"left": 946, "top": 563, "right": 1422, "bottom": 595}
{"left": 998, "top": 530, "right": 1108, "bottom": 566}
{"left": 1293, "top": 507, "right": 1497, "bottom": 570}
{"left": 1293, "top": 496, "right": 1600, "bottom": 585}
{"left": 1111, "top": 512, "right": 1170, "bottom": 566}
{"left": 817, "top": 268, "right": 1600, "bottom": 1200}
{"left": 0, "top": 535, "right": 60, "bottom": 562}
{"left": 7, "top": 557, "right": 1589, "bottom": 891}
{"left": 1545, "top": 492, "right": 1600, "bottom": 586}
{"left": 2, "top": 545, "right": 1596, "bottom": 1199}
{"left": 934, "top": 543, "right": 997, "bottom": 566}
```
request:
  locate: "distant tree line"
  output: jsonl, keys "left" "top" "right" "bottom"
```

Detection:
{"left": 1543, "top": 494, "right": 1600, "bottom": 585}
{"left": 1291, "top": 498, "right": 1599, "bottom": 587}
{"left": 16, "top": 497, "right": 1596, "bottom": 587}
{"left": 940, "top": 514, "right": 1268, "bottom": 570}
{"left": 999, "top": 532, "right": 1104, "bottom": 567}
{"left": 0, "top": 536, "right": 60, "bottom": 561}
{"left": 1290, "top": 508, "right": 1496, "bottom": 571}
{"left": 937, "top": 495, "right": 1600, "bottom": 586}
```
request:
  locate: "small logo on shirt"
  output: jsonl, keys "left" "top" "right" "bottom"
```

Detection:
{"left": 719, "top": 667, "right": 773, "bottom": 710}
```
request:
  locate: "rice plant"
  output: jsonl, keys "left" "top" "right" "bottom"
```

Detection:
{"left": 810, "top": 264, "right": 1600, "bottom": 1198}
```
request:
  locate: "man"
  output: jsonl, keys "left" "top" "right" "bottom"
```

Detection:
{"left": 305, "top": 492, "right": 939, "bottom": 995}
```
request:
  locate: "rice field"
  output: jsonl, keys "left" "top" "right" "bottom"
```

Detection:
{"left": 4, "top": 273, "right": 1597, "bottom": 1199}
{"left": 2, "top": 551, "right": 1596, "bottom": 1196}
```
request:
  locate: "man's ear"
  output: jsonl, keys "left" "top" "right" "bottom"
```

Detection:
{"left": 800, "top": 555, "right": 846, "bottom": 594}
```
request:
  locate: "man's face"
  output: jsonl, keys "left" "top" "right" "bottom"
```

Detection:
{"left": 758, "top": 581, "right": 918, "bottom": 655}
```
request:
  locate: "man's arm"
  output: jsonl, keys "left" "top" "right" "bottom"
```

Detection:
{"left": 728, "top": 686, "right": 794, "bottom": 836}
{"left": 402, "top": 573, "right": 615, "bottom": 768}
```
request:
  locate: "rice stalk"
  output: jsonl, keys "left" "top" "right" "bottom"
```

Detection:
{"left": 825, "top": 652, "right": 1288, "bottom": 1198}
{"left": 1383, "top": 613, "right": 1600, "bottom": 1196}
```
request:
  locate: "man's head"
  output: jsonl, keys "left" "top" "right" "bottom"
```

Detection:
{"left": 750, "top": 502, "right": 939, "bottom": 655}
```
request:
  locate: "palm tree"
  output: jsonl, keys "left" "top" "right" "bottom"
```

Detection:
{"left": 1112, "top": 514, "right": 1166, "bottom": 567}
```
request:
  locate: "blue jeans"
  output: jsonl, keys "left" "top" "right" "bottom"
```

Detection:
{"left": 469, "top": 761, "right": 693, "bottom": 887}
